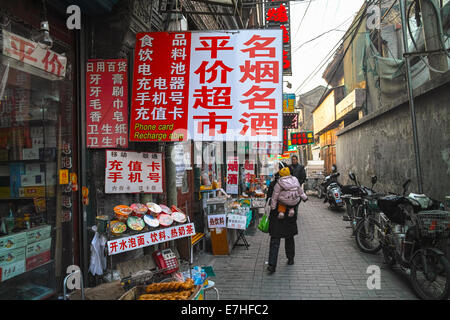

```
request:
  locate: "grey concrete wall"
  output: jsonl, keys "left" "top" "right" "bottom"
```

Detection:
{"left": 336, "top": 74, "right": 450, "bottom": 202}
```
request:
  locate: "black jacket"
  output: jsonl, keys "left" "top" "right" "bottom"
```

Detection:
{"left": 290, "top": 164, "right": 306, "bottom": 185}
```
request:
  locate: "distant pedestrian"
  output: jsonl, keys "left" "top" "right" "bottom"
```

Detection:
{"left": 289, "top": 155, "right": 306, "bottom": 185}
{"left": 289, "top": 155, "right": 307, "bottom": 216}
{"left": 266, "top": 162, "right": 308, "bottom": 274}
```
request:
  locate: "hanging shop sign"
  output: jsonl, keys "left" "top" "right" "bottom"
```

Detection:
{"left": 283, "top": 112, "right": 298, "bottom": 129}
{"left": 105, "top": 150, "right": 164, "bottom": 194}
{"left": 2, "top": 30, "right": 67, "bottom": 78}
{"left": 107, "top": 222, "right": 195, "bottom": 255}
{"left": 130, "top": 33, "right": 190, "bottom": 142}
{"left": 265, "top": 0, "right": 292, "bottom": 75}
{"left": 226, "top": 214, "right": 247, "bottom": 230}
{"left": 282, "top": 93, "right": 295, "bottom": 112}
{"left": 282, "top": 129, "right": 289, "bottom": 152}
{"left": 291, "top": 131, "right": 314, "bottom": 145}
{"left": 86, "top": 59, "right": 128, "bottom": 148}
{"left": 243, "top": 160, "right": 255, "bottom": 183}
{"left": 130, "top": 30, "right": 283, "bottom": 142}
{"left": 207, "top": 214, "right": 227, "bottom": 229}
{"left": 226, "top": 157, "right": 239, "bottom": 195}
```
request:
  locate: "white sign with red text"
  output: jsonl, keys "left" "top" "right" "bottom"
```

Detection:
{"left": 105, "top": 150, "right": 163, "bottom": 193}
{"left": 207, "top": 214, "right": 227, "bottom": 229}
{"left": 2, "top": 30, "right": 67, "bottom": 78}
{"left": 188, "top": 30, "right": 283, "bottom": 142}
{"left": 107, "top": 223, "right": 195, "bottom": 255}
{"left": 226, "top": 157, "right": 239, "bottom": 195}
{"left": 226, "top": 214, "right": 247, "bottom": 230}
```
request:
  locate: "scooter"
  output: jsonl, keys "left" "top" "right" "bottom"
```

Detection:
{"left": 319, "top": 172, "right": 344, "bottom": 210}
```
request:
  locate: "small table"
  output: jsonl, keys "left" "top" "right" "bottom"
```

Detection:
{"left": 233, "top": 230, "right": 250, "bottom": 250}
{"left": 203, "top": 280, "right": 219, "bottom": 300}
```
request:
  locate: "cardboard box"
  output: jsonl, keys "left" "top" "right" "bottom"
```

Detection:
{"left": 0, "top": 187, "right": 11, "bottom": 199}
{"left": 30, "top": 127, "right": 44, "bottom": 138}
{"left": 26, "top": 237, "right": 51, "bottom": 258}
{"left": 19, "top": 186, "right": 46, "bottom": 198}
{"left": 0, "top": 259, "right": 26, "bottom": 282}
{"left": 0, "top": 247, "right": 26, "bottom": 267}
{"left": 0, "top": 149, "right": 8, "bottom": 161}
{"left": 20, "top": 174, "right": 45, "bottom": 187}
{"left": 25, "top": 163, "right": 45, "bottom": 175}
{"left": 26, "top": 250, "right": 50, "bottom": 271}
{"left": 22, "top": 148, "right": 40, "bottom": 160}
{"left": 0, "top": 232, "right": 28, "bottom": 254}
{"left": 26, "top": 225, "right": 51, "bottom": 244}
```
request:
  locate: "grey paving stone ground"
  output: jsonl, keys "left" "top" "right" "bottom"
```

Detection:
{"left": 196, "top": 196, "right": 420, "bottom": 300}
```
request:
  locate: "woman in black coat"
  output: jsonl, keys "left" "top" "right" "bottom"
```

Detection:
{"left": 266, "top": 163, "right": 298, "bottom": 274}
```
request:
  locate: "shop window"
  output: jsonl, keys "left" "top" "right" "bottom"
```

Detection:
{"left": 0, "top": 30, "right": 74, "bottom": 299}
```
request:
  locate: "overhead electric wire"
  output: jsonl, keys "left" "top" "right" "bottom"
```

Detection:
{"left": 291, "top": 14, "right": 355, "bottom": 53}
{"left": 293, "top": 0, "right": 377, "bottom": 95}
{"left": 293, "top": 3, "right": 374, "bottom": 94}
{"left": 295, "top": 0, "right": 379, "bottom": 100}
{"left": 292, "top": 0, "right": 312, "bottom": 40}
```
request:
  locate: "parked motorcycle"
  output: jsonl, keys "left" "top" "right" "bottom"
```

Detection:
{"left": 363, "top": 179, "right": 450, "bottom": 300}
{"left": 318, "top": 171, "right": 344, "bottom": 210}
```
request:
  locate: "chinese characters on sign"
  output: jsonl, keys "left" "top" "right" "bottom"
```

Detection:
{"left": 2, "top": 30, "right": 67, "bottom": 78}
{"left": 107, "top": 223, "right": 195, "bottom": 255}
{"left": 226, "top": 157, "right": 239, "bottom": 195}
{"left": 86, "top": 59, "right": 128, "bottom": 148}
{"left": 105, "top": 150, "right": 163, "bottom": 193}
{"left": 130, "top": 33, "right": 191, "bottom": 142}
{"left": 243, "top": 159, "right": 255, "bottom": 183}
{"left": 283, "top": 113, "right": 298, "bottom": 129}
{"left": 130, "top": 31, "right": 283, "bottom": 142}
{"left": 207, "top": 214, "right": 227, "bottom": 229}
{"left": 283, "top": 93, "right": 295, "bottom": 112}
{"left": 265, "top": 1, "right": 292, "bottom": 75}
{"left": 291, "top": 131, "right": 314, "bottom": 145}
{"left": 227, "top": 214, "right": 247, "bottom": 230}
{"left": 189, "top": 30, "right": 283, "bottom": 141}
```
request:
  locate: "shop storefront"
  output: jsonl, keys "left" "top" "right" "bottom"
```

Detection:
{"left": 0, "top": 0, "right": 78, "bottom": 299}
{"left": 197, "top": 141, "right": 279, "bottom": 256}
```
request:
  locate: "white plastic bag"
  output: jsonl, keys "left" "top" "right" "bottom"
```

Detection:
{"left": 89, "top": 230, "right": 107, "bottom": 276}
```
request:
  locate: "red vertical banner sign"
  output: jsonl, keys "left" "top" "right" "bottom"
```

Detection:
{"left": 86, "top": 59, "right": 128, "bottom": 148}
{"left": 130, "top": 32, "right": 191, "bottom": 142}
{"left": 265, "top": 0, "right": 292, "bottom": 75}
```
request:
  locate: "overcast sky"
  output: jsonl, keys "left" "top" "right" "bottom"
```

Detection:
{"left": 283, "top": 0, "right": 365, "bottom": 96}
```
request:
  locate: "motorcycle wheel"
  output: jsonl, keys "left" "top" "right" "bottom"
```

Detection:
{"left": 410, "top": 252, "right": 450, "bottom": 300}
{"left": 355, "top": 217, "right": 382, "bottom": 254}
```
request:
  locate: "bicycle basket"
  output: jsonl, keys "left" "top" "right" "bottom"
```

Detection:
{"left": 415, "top": 210, "right": 450, "bottom": 239}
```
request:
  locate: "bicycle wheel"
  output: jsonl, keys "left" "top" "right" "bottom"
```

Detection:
{"left": 351, "top": 205, "right": 363, "bottom": 233}
{"left": 317, "top": 187, "right": 323, "bottom": 199}
{"left": 410, "top": 252, "right": 450, "bottom": 300}
{"left": 355, "top": 217, "right": 382, "bottom": 254}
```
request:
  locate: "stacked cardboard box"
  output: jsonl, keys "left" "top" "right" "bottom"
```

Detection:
{"left": 0, "top": 225, "right": 52, "bottom": 282}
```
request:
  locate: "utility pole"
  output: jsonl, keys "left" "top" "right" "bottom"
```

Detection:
{"left": 398, "top": 0, "right": 424, "bottom": 193}
{"left": 419, "top": 0, "right": 448, "bottom": 78}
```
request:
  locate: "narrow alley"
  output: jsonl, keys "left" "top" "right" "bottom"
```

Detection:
{"left": 203, "top": 197, "right": 417, "bottom": 300}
